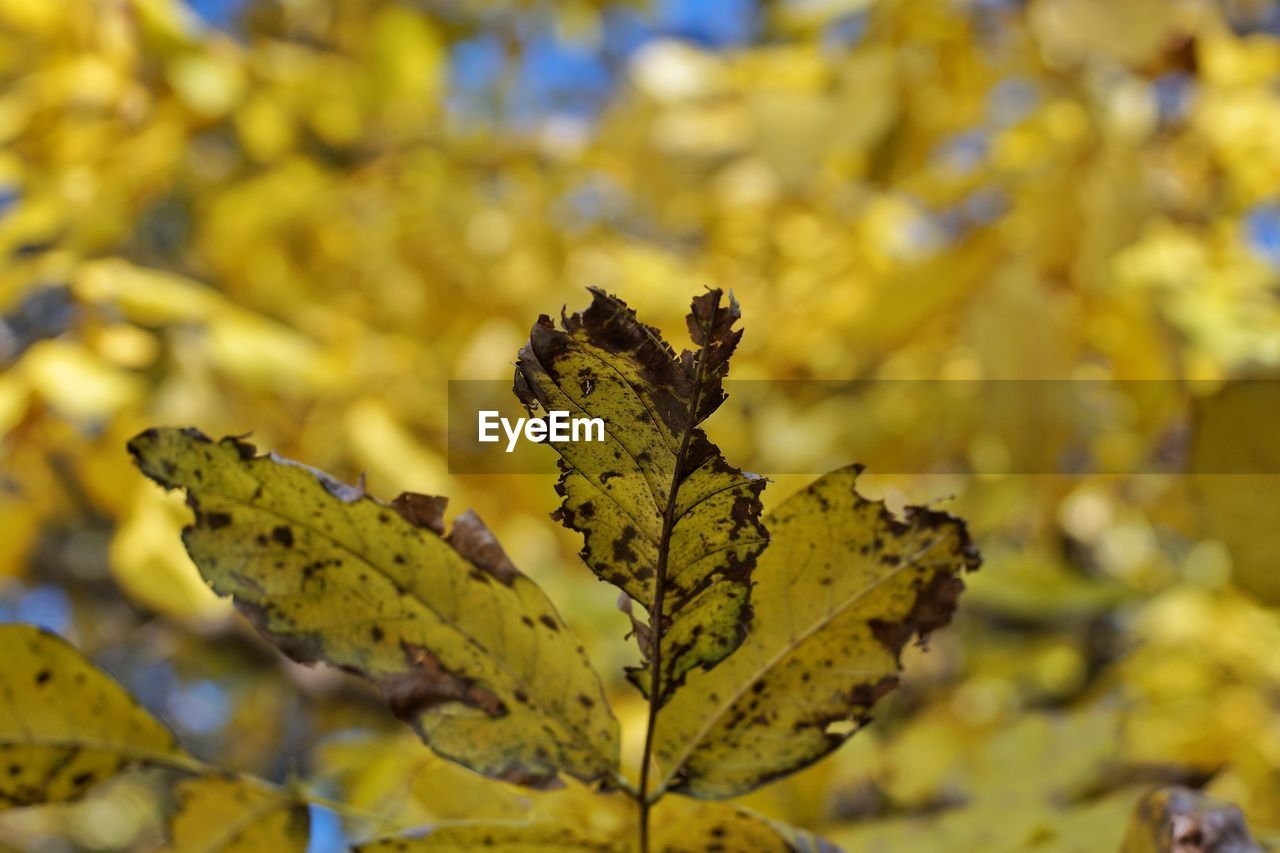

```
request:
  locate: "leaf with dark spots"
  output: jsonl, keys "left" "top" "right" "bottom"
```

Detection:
{"left": 611, "top": 526, "right": 640, "bottom": 566}
{"left": 128, "top": 427, "right": 620, "bottom": 791}
{"left": 514, "top": 288, "right": 768, "bottom": 707}
{"left": 203, "top": 511, "right": 232, "bottom": 529}
{"left": 868, "top": 571, "right": 965, "bottom": 654}
{"left": 0, "top": 624, "right": 187, "bottom": 810}
{"left": 654, "top": 465, "right": 980, "bottom": 799}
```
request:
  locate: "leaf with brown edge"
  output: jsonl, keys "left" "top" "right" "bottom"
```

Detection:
{"left": 162, "top": 775, "right": 309, "bottom": 853}
{"left": 652, "top": 465, "right": 980, "bottom": 799}
{"left": 514, "top": 288, "right": 767, "bottom": 707}
{"left": 128, "top": 427, "right": 620, "bottom": 792}
{"left": 0, "top": 624, "right": 188, "bottom": 810}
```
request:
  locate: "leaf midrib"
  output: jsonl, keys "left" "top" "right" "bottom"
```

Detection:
{"left": 639, "top": 298, "right": 720, "bottom": 806}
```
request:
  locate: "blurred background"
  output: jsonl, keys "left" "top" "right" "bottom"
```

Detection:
{"left": 2, "top": 0, "right": 1280, "bottom": 849}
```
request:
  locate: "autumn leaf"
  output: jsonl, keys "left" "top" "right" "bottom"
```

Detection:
{"left": 356, "top": 822, "right": 621, "bottom": 852}
{"left": 0, "top": 624, "right": 186, "bottom": 808}
{"left": 128, "top": 427, "right": 620, "bottom": 791}
{"left": 514, "top": 288, "right": 767, "bottom": 705}
{"left": 653, "top": 465, "right": 980, "bottom": 799}
{"left": 162, "top": 775, "right": 310, "bottom": 853}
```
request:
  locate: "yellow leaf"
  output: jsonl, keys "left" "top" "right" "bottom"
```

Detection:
{"left": 167, "top": 53, "right": 246, "bottom": 119}
{"left": 110, "top": 483, "right": 233, "bottom": 622}
{"left": 129, "top": 0, "right": 201, "bottom": 47}
{"left": 0, "top": 624, "right": 186, "bottom": 809}
{"left": 514, "top": 289, "right": 767, "bottom": 705}
{"left": 0, "top": 371, "right": 30, "bottom": 439}
{"left": 74, "top": 260, "right": 223, "bottom": 325}
{"left": 316, "top": 731, "right": 636, "bottom": 840}
{"left": 651, "top": 799, "right": 838, "bottom": 852}
{"left": 0, "top": 494, "right": 39, "bottom": 580}
{"left": 313, "top": 730, "right": 521, "bottom": 827}
{"left": 342, "top": 398, "right": 454, "bottom": 499}
{"left": 364, "top": 5, "right": 443, "bottom": 132}
{"left": 19, "top": 340, "right": 143, "bottom": 422}
{"left": 128, "top": 427, "right": 620, "bottom": 790}
{"left": 235, "top": 93, "right": 295, "bottom": 163}
{"left": 203, "top": 309, "right": 339, "bottom": 393}
{"left": 654, "top": 466, "right": 979, "bottom": 798}
{"left": 1029, "top": 0, "right": 1174, "bottom": 68}
{"left": 0, "top": 0, "right": 72, "bottom": 35}
{"left": 355, "top": 799, "right": 834, "bottom": 850}
{"left": 356, "top": 822, "right": 620, "bottom": 852}
{"left": 163, "top": 776, "right": 309, "bottom": 853}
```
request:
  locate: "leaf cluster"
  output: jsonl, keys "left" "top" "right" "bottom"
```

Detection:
{"left": 3, "top": 290, "right": 979, "bottom": 851}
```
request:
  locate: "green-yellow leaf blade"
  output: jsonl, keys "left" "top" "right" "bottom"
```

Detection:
{"left": 0, "top": 624, "right": 186, "bottom": 809}
{"left": 514, "top": 288, "right": 767, "bottom": 705}
{"left": 163, "top": 776, "right": 309, "bottom": 853}
{"left": 128, "top": 427, "right": 619, "bottom": 791}
{"left": 653, "top": 466, "right": 980, "bottom": 799}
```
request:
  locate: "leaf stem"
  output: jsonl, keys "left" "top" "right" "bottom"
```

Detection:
{"left": 636, "top": 301, "right": 718, "bottom": 853}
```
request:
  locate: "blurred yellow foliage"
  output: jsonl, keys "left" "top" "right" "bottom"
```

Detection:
{"left": 2, "top": 0, "right": 1280, "bottom": 848}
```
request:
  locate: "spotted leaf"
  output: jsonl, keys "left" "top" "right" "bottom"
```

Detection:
{"left": 653, "top": 466, "right": 980, "bottom": 799}
{"left": 0, "top": 624, "right": 186, "bottom": 809}
{"left": 514, "top": 288, "right": 767, "bottom": 706}
{"left": 128, "top": 427, "right": 620, "bottom": 791}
